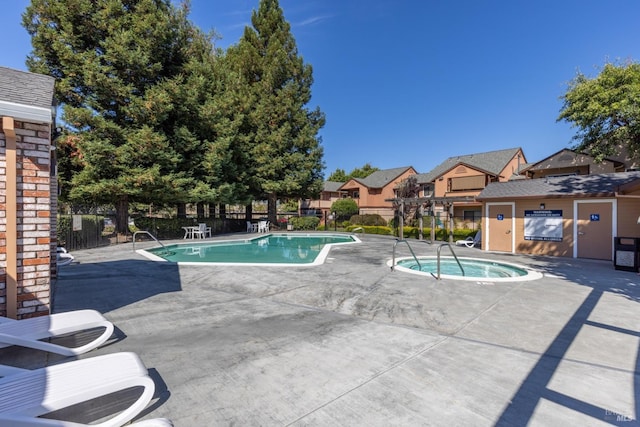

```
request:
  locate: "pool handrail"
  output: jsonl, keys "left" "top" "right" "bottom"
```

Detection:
{"left": 391, "top": 239, "right": 432, "bottom": 272}
{"left": 432, "top": 243, "right": 465, "bottom": 280}
{"left": 133, "top": 231, "right": 169, "bottom": 254}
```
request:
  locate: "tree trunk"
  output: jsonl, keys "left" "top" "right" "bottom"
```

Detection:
{"left": 177, "top": 203, "right": 186, "bottom": 219}
{"left": 116, "top": 195, "right": 129, "bottom": 234}
{"left": 209, "top": 204, "right": 216, "bottom": 218}
{"left": 196, "top": 202, "right": 205, "bottom": 219}
{"left": 267, "top": 192, "right": 277, "bottom": 224}
{"left": 218, "top": 203, "right": 226, "bottom": 219}
{"left": 245, "top": 203, "right": 253, "bottom": 222}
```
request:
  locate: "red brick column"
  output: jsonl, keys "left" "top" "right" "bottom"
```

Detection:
{"left": 0, "top": 119, "right": 52, "bottom": 318}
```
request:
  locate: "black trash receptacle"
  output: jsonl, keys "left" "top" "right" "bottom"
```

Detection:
{"left": 613, "top": 237, "right": 640, "bottom": 272}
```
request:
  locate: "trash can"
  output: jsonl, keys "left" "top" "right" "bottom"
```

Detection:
{"left": 613, "top": 237, "right": 640, "bottom": 272}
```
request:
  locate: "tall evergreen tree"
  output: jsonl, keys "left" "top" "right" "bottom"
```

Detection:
{"left": 23, "top": 0, "right": 200, "bottom": 232}
{"left": 230, "top": 0, "right": 325, "bottom": 223}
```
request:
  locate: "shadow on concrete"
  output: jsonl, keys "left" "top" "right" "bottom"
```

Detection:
{"left": 0, "top": 259, "right": 180, "bottom": 423}
{"left": 494, "top": 257, "right": 640, "bottom": 426}
{"left": 53, "top": 259, "right": 182, "bottom": 313}
{"left": 513, "top": 254, "right": 640, "bottom": 303}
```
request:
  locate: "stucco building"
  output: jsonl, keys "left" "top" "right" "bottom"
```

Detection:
{"left": 477, "top": 171, "right": 640, "bottom": 261}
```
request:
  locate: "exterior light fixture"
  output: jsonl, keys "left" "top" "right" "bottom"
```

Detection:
{"left": 540, "top": 203, "right": 545, "bottom": 210}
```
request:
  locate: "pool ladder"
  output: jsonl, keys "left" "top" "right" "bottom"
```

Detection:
{"left": 391, "top": 239, "right": 465, "bottom": 280}
{"left": 132, "top": 230, "right": 170, "bottom": 255}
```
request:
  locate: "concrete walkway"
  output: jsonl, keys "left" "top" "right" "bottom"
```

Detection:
{"left": 9, "top": 234, "right": 640, "bottom": 425}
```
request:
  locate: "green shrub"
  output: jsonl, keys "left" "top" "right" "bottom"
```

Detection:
{"left": 289, "top": 216, "right": 320, "bottom": 230}
{"left": 349, "top": 214, "right": 387, "bottom": 226}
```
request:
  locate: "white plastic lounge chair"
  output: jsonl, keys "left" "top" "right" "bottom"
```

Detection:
{"left": 246, "top": 221, "right": 257, "bottom": 233}
{"left": 56, "top": 247, "right": 74, "bottom": 267}
{"left": 456, "top": 231, "right": 481, "bottom": 248}
{"left": 0, "top": 309, "right": 114, "bottom": 356}
{"left": 0, "top": 352, "right": 155, "bottom": 426}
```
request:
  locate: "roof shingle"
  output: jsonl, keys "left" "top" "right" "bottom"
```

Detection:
{"left": 477, "top": 171, "right": 640, "bottom": 199}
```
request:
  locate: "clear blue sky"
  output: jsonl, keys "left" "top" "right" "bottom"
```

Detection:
{"left": 4, "top": 0, "right": 640, "bottom": 178}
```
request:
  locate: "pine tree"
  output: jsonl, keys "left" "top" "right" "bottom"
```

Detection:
{"left": 230, "top": 0, "right": 325, "bottom": 223}
{"left": 23, "top": 0, "right": 201, "bottom": 232}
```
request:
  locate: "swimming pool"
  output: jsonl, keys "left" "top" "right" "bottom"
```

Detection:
{"left": 139, "top": 233, "right": 360, "bottom": 266}
{"left": 390, "top": 256, "right": 543, "bottom": 282}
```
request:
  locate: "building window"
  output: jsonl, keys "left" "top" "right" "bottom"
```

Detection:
{"left": 463, "top": 210, "right": 481, "bottom": 221}
{"left": 449, "top": 175, "right": 485, "bottom": 191}
{"left": 352, "top": 191, "right": 359, "bottom": 199}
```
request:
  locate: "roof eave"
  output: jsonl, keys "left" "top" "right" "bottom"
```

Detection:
{"left": 0, "top": 100, "right": 53, "bottom": 124}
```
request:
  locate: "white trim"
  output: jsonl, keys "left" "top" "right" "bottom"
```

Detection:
{"left": 485, "top": 202, "right": 516, "bottom": 253}
{"left": 572, "top": 199, "right": 617, "bottom": 259}
{"left": 0, "top": 100, "right": 52, "bottom": 124}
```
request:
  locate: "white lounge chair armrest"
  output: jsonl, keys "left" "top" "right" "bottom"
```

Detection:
{"left": 0, "top": 352, "right": 155, "bottom": 427}
{"left": 0, "top": 310, "right": 114, "bottom": 356}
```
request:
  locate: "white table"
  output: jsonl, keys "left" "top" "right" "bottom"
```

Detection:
{"left": 182, "top": 226, "right": 199, "bottom": 239}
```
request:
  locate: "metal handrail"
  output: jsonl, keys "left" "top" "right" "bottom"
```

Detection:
{"left": 432, "top": 243, "right": 465, "bottom": 280}
{"left": 391, "top": 239, "right": 432, "bottom": 271}
{"left": 133, "top": 230, "right": 169, "bottom": 254}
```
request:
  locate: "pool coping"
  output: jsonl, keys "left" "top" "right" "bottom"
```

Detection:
{"left": 135, "top": 232, "right": 362, "bottom": 267}
{"left": 388, "top": 255, "right": 545, "bottom": 282}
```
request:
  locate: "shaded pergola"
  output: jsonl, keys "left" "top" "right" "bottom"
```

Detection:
{"left": 385, "top": 196, "right": 476, "bottom": 241}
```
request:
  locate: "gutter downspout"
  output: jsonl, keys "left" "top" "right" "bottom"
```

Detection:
{"left": 2, "top": 117, "right": 17, "bottom": 319}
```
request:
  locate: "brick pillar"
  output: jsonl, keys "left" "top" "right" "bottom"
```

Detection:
{"left": 0, "top": 119, "right": 52, "bottom": 318}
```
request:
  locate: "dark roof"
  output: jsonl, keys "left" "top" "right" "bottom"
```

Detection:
{"left": 0, "top": 66, "right": 55, "bottom": 109}
{"left": 323, "top": 181, "right": 344, "bottom": 192}
{"left": 524, "top": 148, "right": 622, "bottom": 172}
{"left": 416, "top": 147, "right": 523, "bottom": 183}
{"left": 477, "top": 171, "right": 640, "bottom": 200}
{"left": 347, "top": 166, "right": 414, "bottom": 189}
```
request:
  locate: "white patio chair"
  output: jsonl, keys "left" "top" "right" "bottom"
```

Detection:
{"left": 193, "top": 223, "right": 211, "bottom": 239}
{"left": 258, "top": 220, "right": 269, "bottom": 233}
{"left": 247, "top": 221, "right": 258, "bottom": 233}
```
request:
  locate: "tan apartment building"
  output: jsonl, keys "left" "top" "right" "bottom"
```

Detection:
{"left": 301, "top": 166, "right": 417, "bottom": 222}
{"left": 414, "top": 147, "right": 527, "bottom": 228}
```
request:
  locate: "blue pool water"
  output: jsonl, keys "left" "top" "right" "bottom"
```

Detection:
{"left": 142, "top": 234, "right": 358, "bottom": 265}
{"left": 393, "top": 257, "right": 542, "bottom": 281}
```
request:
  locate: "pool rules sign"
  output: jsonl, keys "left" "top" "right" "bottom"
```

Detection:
{"left": 524, "top": 210, "right": 563, "bottom": 242}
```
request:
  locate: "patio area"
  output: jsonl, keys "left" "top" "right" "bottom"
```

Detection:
{"left": 5, "top": 233, "right": 639, "bottom": 425}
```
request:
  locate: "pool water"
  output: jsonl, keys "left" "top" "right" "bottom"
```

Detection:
{"left": 142, "top": 234, "right": 359, "bottom": 265}
{"left": 393, "top": 257, "right": 542, "bottom": 281}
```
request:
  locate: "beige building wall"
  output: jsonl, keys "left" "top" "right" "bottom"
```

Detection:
{"left": 513, "top": 199, "right": 575, "bottom": 257}
{"left": 500, "top": 149, "right": 526, "bottom": 179}
{"left": 484, "top": 194, "right": 639, "bottom": 260}
{"left": 617, "top": 197, "right": 640, "bottom": 238}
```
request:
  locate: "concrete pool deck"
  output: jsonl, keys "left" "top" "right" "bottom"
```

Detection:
{"left": 5, "top": 233, "right": 639, "bottom": 425}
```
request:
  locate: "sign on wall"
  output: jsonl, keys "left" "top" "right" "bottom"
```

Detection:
{"left": 72, "top": 215, "right": 83, "bottom": 231}
{"left": 524, "top": 210, "right": 563, "bottom": 242}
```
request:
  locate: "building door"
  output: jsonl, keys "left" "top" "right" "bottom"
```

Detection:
{"left": 487, "top": 203, "right": 514, "bottom": 253}
{"left": 576, "top": 200, "right": 615, "bottom": 260}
